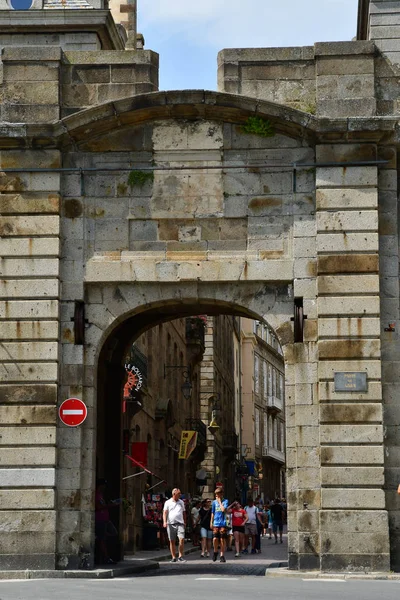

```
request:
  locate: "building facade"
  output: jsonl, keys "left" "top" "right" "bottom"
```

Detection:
{"left": 241, "top": 319, "right": 286, "bottom": 502}
{"left": 198, "top": 315, "right": 239, "bottom": 502}
{"left": 1, "top": 0, "right": 400, "bottom": 573}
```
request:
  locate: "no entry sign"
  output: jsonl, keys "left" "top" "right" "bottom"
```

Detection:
{"left": 59, "top": 398, "right": 87, "bottom": 427}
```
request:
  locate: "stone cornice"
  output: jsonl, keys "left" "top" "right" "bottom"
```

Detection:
{"left": 0, "top": 9, "right": 124, "bottom": 50}
{"left": 0, "top": 91, "right": 399, "bottom": 149}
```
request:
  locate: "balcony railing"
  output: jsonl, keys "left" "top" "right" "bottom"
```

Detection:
{"left": 185, "top": 419, "right": 207, "bottom": 447}
{"left": 222, "top": 431, "right": 238, "bottom": 453}
{"left": 262, "top": 446, "right": 285, "bottom": 463}
{"left": 267, "top": 395, "right": 283, "bottom": 412}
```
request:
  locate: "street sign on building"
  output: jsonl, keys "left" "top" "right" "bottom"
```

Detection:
{"left": 59, "top": 398, "right": 87, "bottom": 427}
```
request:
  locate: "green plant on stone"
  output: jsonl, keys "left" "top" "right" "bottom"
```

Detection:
{"left": 241, "top": 116, "right": 275, "bottom": 138}
{"left": 128, "top": 170, "right": 154, "bottom": 189}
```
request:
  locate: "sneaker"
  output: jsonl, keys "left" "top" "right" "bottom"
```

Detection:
{"left": 251, "top": 549, "right": 256, "bottom": 554}
{"left": 235, "top": 552, "right": 240, "bottom": 557}
{"left": 220, "top": 555, "right": 226, "bottom": 563}
{"left": 213, "top": 552, "right": 218, "bottom": 562}
{"left": 170, "top": 558, "right": 177, "bottom": 563}
{"left": 177, "top": 557, "right": 187, "bottom": 563}
{"left": 242, "top": 548, "right": 248, "bottom": 554}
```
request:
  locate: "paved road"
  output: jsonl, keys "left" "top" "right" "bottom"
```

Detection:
{"left": 1, "top": 535, "right": 399, "bottom": 600}
{"left": 1, "top": 572, "right": 400, "bottom": 600}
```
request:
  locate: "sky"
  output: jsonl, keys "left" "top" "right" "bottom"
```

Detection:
{"left": 138, "top": 0, "right": 359, "bottom": 91}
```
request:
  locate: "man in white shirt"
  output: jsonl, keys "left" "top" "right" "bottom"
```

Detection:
{"left": 163, "top": 488, "right": 187, "bottom": 563}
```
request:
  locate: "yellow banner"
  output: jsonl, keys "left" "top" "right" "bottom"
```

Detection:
{"left": 178, "top": 431, "right": 198, "bottom": 459}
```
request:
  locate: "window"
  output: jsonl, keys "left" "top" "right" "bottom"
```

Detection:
{"left": 279, "top": 373, "right": 284, "bottom": 400}
{"left": 255, "top": 408, "right": 260, "bottom": 447}
{"left": 263, "top": 413, "right": 268, "bottom": 446}
{"left": 273, "top": 419, "right": 278, "bottom": 450}
{"left": 268, "top": 364, "right": 272, "bottom": 397}
{"left": 254, "top": 354, "right": 260, "bottom": 395}
{"left": 263, "top": 361, "right": 267, "bottom": 401}
{"left": 268, "top": 416, "right": 273, "bottom": 447}
{"left": 272, "top": 368, "right": 277, "bottom": 397}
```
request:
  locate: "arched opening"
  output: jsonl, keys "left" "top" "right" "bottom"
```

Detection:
{"left": 95, "top": 297, "right": 288, "bottom": 563}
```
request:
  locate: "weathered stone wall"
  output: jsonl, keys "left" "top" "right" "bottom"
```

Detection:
{"left": 0, "top": 150, "right": 61, "bottom": 570}
{"left": 218, "top": 47, "right": 316, "bottom": 113}
{"left": 61, "top": 50, "right": 159, "bottom": 117}
{"left": 0, "top": 47, "right": 158, "bottom": 123}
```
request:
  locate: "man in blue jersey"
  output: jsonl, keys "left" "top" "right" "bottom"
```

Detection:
{"left": 210, "top": 487, "right": 229, "bottom": 563}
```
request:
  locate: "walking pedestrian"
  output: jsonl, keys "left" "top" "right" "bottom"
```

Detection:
{"left": 244, "top": 497, "right": 261, "bottom": 554}
{"left": 270, "top": 497, "right": 285, "bottom": 544}
{"left": 191, "top": 499, "right": 201, "bottom": 547}
{"left": 230, "top": 501, "right": 248, "bottom": 557}
{"left": 211, "top": 487, "right": 229, "bottom": 563}
{"left": 199, "top": 498, "right": 213, "bottom": 557}
{"left": 163, "top": 488, "right": 187, "bottom": 563}
{"left": 95, "top": 479, "right": 118, "bottom": 565}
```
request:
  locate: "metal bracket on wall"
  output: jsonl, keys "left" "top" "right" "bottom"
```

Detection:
{"left": 72, "top": 300, "right": 88, "bottom": 345}
{"left": 291, "top": 297, "right": 307, "bottom": 343}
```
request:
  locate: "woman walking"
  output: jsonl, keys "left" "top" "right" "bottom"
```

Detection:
{"left": 199, "top": 498, "right": 213, "bottom": 558}
{"left": 230, "top": 501, "right": 248, "bottom": 557}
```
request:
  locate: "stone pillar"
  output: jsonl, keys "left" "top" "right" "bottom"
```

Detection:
{"left": 286, "top": 207, "right": 320, "bottom": 570}
{"left": 377, "top": 149, "right": 400, "bottom": 571}
{"left": 315, "top": 41, "right": 376, "bottom": 118}
{"left": 316, "top": 146, "right": 390, "bottom": 571}
{"left": 368, "top": 0, "right": 400, "bottom": 65}
{"left": 120, "top": 0, "right": 137, "bottom": 49}
{"left": 0, "top": 151, "right": 61, "bottom": 570}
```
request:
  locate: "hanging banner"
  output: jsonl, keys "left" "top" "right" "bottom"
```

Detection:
{"left": 178, "top": 431, "right": 198, "bottom": 459}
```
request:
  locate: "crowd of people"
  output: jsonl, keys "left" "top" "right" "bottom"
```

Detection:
{"left": 95, "top": 479, "right": 287, "bottom": 565}
{"left": 163, "top": 486, "right": 287, "bottom": 564}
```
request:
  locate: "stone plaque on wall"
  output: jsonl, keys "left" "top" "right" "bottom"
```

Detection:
{"left": 334, "top": 372, "right": 368, "bottom": 392}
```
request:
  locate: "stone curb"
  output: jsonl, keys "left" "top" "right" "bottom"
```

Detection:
{"left": 265, "top": 567, "right": 400, "bottom": 580}
{"left": 0, "top": 547, "right": 200, "bottom": 580}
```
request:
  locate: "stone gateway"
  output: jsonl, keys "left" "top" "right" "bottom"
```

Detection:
{"left": 0, "top": 0, "right": 399, "bottom": 573}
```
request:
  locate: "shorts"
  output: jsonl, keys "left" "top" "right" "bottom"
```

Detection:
{"left": 212, "top": 526, "right": 227, "bottom": 538}
{"left": 200, "top": 527, "right": 213, "bottom": 539}
{"left": 268, "top": 521, "right": 273, "bottom": 528}
{"left": 245, "top": 523, "right": 257, "bottom": 536}
{"left": 272, "top": 522, "right": 283, "bottom": 533}
{"left": 232, "top": 526, "right": 245, "bottom": 534}
{"left": 167, "top": 523, "right": 185, "bottom": 541}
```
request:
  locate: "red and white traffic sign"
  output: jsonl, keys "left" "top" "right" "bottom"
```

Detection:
{"left": 59, "top": 398, "right": 87, "bottom": 427}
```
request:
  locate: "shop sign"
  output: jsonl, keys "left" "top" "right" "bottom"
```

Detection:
{"left": 178, "top": 431, "right": 198, "bottom": 459}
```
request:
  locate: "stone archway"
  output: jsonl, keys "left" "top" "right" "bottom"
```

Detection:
{"left": 0, "top": 90, "right": 390, "bottom": 572}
